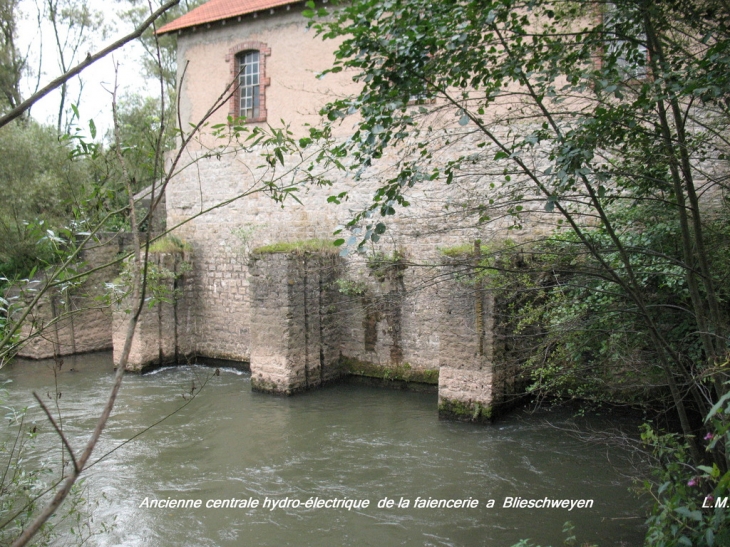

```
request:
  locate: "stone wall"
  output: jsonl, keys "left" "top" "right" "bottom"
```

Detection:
{"left": 112, "top": 250, "right": 195, "bottom": 372}
{"left": 336, "top": 254, "right": 440, "bottom": 385}
{"left": 157, "top": 136, "right": 525, "bottom": 417}
{"left": 435, "top": 254, "right": 495, "bottom": 423}
{"left": 248, "top": 249, "right": 343, "bottom": 394}
{"left": 11, "top": 234, "right": 128, "bottom": 360}
{"left": 241, "top": 244, "right": 522, "bottom": 418}
{"left": 21, "top": 6, "right": 540, "bottom": 418}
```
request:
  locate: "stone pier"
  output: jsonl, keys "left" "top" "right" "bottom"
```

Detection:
{"left": 99, "top": 238, "right": 525, "bottom": 421}
{"left": 248, "top": 249, "right": 344, "bottom": 394}
{"left": 244, "top": 245, "right": 522, "bottom": 419}
{"left": 436, "top": 256, "right": 496, "bottom": 423}
{"left": 112, "top": 249, "right": 195, "bottom": 372}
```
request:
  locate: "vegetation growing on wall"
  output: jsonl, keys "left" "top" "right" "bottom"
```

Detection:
{"left": 251, "top": 239, "right": 339, "bottom": 255}
{"left": 366, "top": 250, "right": 406, "bottom": 281}
{"left": 147, "top": 235, "right": 192, "bottom": 254}
{"left": 340, "top": 355, "right": 438, "bottom": 385}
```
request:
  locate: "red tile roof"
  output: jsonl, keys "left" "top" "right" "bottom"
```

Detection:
{"left": 157, "top": 0, "right": 302, "bottom": 35}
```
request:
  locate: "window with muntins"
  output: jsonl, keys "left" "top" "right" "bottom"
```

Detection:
{"left": 226, "top": 41, "right": 270, "bottom": 123}
{"left": 237, "top": 51, "right": 260, "bottom": 119}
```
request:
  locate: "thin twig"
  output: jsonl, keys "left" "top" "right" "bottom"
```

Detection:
{"left": 85, "top": 370, "right": 214, "bottom": 470}
{"left": 32, "top": 392, "right": 79, "bottom": 473}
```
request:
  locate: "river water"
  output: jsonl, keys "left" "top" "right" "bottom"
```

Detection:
{"left": 1, "top": 353, "right": 646, "bottom": 546}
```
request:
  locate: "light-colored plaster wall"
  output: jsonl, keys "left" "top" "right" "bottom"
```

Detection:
{"left": 176, "top": 4, "right": 358, "bottom": 146}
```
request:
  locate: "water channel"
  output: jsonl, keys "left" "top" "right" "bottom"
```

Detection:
{"left": 2, "top": 353, "right": 647, "bottom": 546}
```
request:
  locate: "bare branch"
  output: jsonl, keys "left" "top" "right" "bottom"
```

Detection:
{"left": 0, "top": 0, "right": 181, "bottom": 129}
{"left": 32, "top": 392, "right": 78, "bottom": 473}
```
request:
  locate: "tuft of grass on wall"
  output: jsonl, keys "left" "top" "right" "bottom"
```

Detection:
{"left": 439, "top": 239, "right": 516, "bottom": 258}
{"left": 252, "top": 239, "right": 339, "bottom": 255}
{"left": 148, "top": 235, "right": 192, "bottom": 254}
{"left": 439, "top": 244, "right": 475, "bottom": 257}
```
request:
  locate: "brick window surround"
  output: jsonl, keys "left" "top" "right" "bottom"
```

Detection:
{"left": 225, "top": 41, "right": 271, "bottom": 123}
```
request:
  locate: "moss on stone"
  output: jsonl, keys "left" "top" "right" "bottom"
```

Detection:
{"left": 252, "top": 239, "right": 338, "bottom": 255}
{"left": 148, "top": 235, "right": 192, "bottom": 254}
{"left": 251, "top": 377, "right": 281, "bottom": 394}
{"left": 366, "top": 250, "right": 407, "bottom": 281}
{"left": 421, "top": 369, "right": 439, "bottom": 384}
{"left": 439, "top": 244, "right": 475, "bottom": 257}
{"left": 339, "top": 356, "right": 438, "bottom": 385}
{"left": 438, "top": 398, "right": 493, "bottom": 423}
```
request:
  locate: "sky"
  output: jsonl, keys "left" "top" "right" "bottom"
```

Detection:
{"left": 17, "top": 0, "right": 162, "bottom": 138}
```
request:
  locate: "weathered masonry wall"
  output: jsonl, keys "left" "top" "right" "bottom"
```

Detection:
{"left": 128, "top": 0, "right": 545, "bottom": 421}
{"left": 155, "top": 140, "right": 528, "bottom": 418}
{"left": 248, "top": 251, "right": 343, "bottom": 394}
{"left": 11, "top": 234, "right": 129, "bottom": 360}
{"left": 9, "top": 190, "right": 167, "bottom": 362}
{"left": 239, "top": 248, "right": 522, "bottom": 419}
{"left": 436, "top": 257, "right": 496, "bottom": 422}
{"left": 112, "top": 251, "right": 195, "bottom": 372}
{"left": 336, "top": 254, "right": 441, "bottom": 386}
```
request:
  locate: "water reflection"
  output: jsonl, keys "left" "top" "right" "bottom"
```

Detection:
{"left": 1, "top": 352, "right": 646, "bottom": 546}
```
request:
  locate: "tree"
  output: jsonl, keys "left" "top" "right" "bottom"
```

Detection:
{"left": 120, "top": 0, "right": 203, "bottom": 94}
{"left": 0, "top": 0, "right": 323, "bottom": 541}
{"left": 0, "top": 0, "right": 183, "bottom": 129}
{"left": 310, "top": 0, "right": 730, "bottom": 464}
{"left": 44, "top": 0, "right": 106, "bottom": 133}
{"left": 0, "top": 119, "right": 90, "bottom": 278}
{"left": 0, "top": 0, "right": 23, "bottom": 111}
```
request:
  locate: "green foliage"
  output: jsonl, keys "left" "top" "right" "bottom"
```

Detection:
{"left": 231, "top": 224, "right": 260, "bottom": 259}
{"left": 0, "top": 0, "right": 23, "bottom": 112}
{"left": 366, "top": 250, "right": 406, "bottom": 281}
{"left": 0, "top": 390, "right": 52, "bottom": 545}
{"left": 439, "top": 244, "right": 474, "bottom": 258}
{"left": 0, "top": 380, "right": 110, "bottom": 545}
{"left": 0, "top": 120, "right": 91, "bottom": 279}
{"left": 334, "top": 277, "right": 368, "bottom": 296}
{"left": 121, "top": 0, "right": 204, "bottom": 93}
{"left": 311, "top": 0, "right": 730, "bottom": 435}
{"left": 45, "top": 0, "right": 108, "bottom": 133}
{"left": 642, "top": 416, "right": 730, "bottom": 546}
{"left": 110, "top": 93, "right": 177, "bottom": 192}
{"left": 114, "top": 246, "right": 191, "bottom": 311}
{"left": 504, "top": 198, "right": 730, "bottom": 407}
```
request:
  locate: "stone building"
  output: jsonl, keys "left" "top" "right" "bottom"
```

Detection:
{"left": 18, "top": 0, "right": 527, "bottom": 423}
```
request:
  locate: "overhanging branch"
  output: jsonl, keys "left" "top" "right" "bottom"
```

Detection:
{"left": 0, "top": 0, "right": 181, "bottom": 129}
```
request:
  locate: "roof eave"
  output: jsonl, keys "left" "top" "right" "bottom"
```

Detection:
{"left": 156, "top": 0, "right": 303, "bottom": 36}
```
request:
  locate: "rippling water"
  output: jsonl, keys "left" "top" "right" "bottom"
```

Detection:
{"left": 1, "top": 353, "right": 646, "bottom": 546}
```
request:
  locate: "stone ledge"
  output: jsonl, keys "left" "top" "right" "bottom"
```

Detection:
{"left": 340, "top": 355, "right": 439, "bottom": 386}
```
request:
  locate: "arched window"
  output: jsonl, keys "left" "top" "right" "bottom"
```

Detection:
{"left": 226, "top": 41, "right": 271, "bottom": 123}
